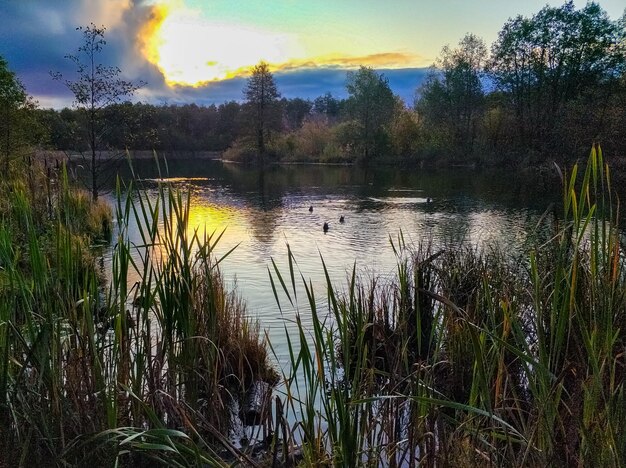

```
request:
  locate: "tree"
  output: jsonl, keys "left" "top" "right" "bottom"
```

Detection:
{"left": 282, "top": 97, "right": 312, "bottom": 131}
{"left": 215, "top": 101, "right": 243, "bottom": 149}
{"left": 489, "top": 2, "right": 626, "bottom": 154}
{"left": 53, "top": 24, "right": 144, "bottom": 200}
{"left": 313, "top": 92, "right": 341, "bottom": 122}
{"left": 345, "top": 67, "right": 395, "bottom": 162}
{"left": 416, "top": 33, "right": 487, "bottom": 155}
{"left": 243, "top": 61, "right": 281, "bottom": 165}
{"left": 390, "top": 97, "right": 421, "bottom": 158}
{"left": 0, "top": 56, "right": 34, "bottom": 174}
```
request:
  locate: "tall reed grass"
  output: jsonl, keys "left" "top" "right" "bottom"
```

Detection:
{"left": 269, "top": 145, "right": 626, "bottom": 466}
{"left": 0, "top": 155, "right": 276, "bottom": 466}
{"left": 2, "top": 145, "right": 624, "bottom": 466}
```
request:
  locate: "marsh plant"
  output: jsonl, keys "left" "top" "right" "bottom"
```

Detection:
{"left": 0, "top": 156, "right": 276, "bottom": 466}
{"left": 1, "top": 146, "right": 625, "bottom": 466}
{"left": 270, "top": 145, "right": 626, "bottom": 466}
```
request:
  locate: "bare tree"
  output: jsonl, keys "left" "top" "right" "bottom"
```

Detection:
{"left": 53, "top": 24, "right": 144, "bottom": 200}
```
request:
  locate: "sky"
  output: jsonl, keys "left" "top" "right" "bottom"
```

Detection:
{"left": 1, "top": 0, "right": 624, "bottom": 108}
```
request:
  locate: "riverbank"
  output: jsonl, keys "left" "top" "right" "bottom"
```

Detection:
{"left": 3, "top": 146, "right": 626, "bottom": 466}
{"left": 37, "top": 149, "right": 224, "bottom": 161}
{"left": 38, "top": 145, "right": 622, "bottom": 173}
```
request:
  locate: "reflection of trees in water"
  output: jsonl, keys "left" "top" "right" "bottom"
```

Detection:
{"left": 105, "top": 158, "right": 559, "bottom": 220}
{"left": 245, "top": 169, "right": 280, "bottom": 246}
{"left": 97, "top": 158, "right": 565, "bottom": 272}
{"left": 223, "top": 163, "right": 361, "bottom": 198}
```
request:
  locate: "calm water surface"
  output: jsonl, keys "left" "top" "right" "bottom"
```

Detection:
{"left": 101, "top": 159, "right": 560, "bottom": 368}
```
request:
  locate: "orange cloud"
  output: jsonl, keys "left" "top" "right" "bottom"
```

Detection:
{"left": 137, "top": 3, "right": 171, "bottom": 77}
{"left": 274, "top": 52, "right": 424, "bottom": 72}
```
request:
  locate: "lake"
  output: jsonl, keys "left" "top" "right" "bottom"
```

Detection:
{"left": 99, "top": 158, "right": 561, "bottom": 369}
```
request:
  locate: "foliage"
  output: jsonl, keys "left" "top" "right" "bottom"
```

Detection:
{"left": 313, "top": 92, "right": 342, "bottom": 122}
{"left": 271, "top": 118, "right": 345, "bottom": 163}
{"left": 345, "top": 66, "right": 396, "bottom": 162}
{"left": 489, "top": 1, "right": 626, "bottom": 154}
{"left": 0, "top": 56, "right": 41, "bottom": 173}
{"left": 417, "top": 33, "right": 487, "bottom": 157}
{"left": 387, "top": 98, "right": 420, "bottom": 159}
{"left": 222, "top": 136, "right": 261, "bottom": 163}
{"left": 243, "top": 61, "right": 281, "bottom": 164}
{"left": 281, "top": 97, "right": 312, "bottom": 131}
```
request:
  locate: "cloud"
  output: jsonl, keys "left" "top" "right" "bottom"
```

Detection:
{"left": 0, "top": 1, "right": 428, "bottom": 108}
{"left": 275, "top": 52, "right": 424, "bottom": 72}
{"left": 74, "top": 0, "right": 133, "bottom": 28}
{"left": 137, "top": 67, "right": 430, "bottom": 107}
{"left": 0, "top": 0, "right": 162, "bottom": 106}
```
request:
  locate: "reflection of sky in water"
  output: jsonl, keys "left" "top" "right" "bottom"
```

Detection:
{"left": 101, "top": 160, "right": 559, "bottom": 372}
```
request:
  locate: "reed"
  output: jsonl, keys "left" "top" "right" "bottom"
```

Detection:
{"left": 2, "top": 145, "right": 624, "bottom": 466}
{"left": 0, "top": 155, "right": 276, "bottom": 466}
{"left": 269, "top": 145, "right": 626, "bottom": 466}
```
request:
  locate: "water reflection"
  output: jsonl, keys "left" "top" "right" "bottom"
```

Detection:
{"left": 98, "top": 159, "right": 561, "bottom": 366}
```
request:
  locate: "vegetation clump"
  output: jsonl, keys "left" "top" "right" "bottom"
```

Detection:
{"left": 270, "top": 145, "right": 626, "bottom": 466}
{"left": 0, "top": 153, "right": 277, "bottom": 467}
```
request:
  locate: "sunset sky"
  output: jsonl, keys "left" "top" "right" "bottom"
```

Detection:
{"left": 1, "top": 0, "right": 624, "bottom": 108}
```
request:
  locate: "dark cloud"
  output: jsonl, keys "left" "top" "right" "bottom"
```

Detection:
{"left": 138, "top": 68, "right": 429, "bottom": 107}
{"left": 0, "top": 0, "right": 157, "bottom": 106}
{"left": 0, "top": 1, "right": 429, "bottom": 108}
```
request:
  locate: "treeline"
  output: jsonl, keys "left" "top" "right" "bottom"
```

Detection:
{"left": 33, "top": 96, "right": 344, "bottom": 154}
{"left": 7, "top": 1, "right": 626, "bottom": 167}
{"left": 415, "top": 2, "right": 626, "bottom": 164}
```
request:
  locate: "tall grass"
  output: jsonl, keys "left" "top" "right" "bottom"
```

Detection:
{"left": 2, "top": 145, "right": 624, "bottom": 466}
{"left": 0, "top": 155, "right": 276, "bottom": 466}
{"left": 269, "top": 145, "right": 626, "bottom": 466}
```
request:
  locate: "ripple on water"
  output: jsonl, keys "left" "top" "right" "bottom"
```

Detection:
{"left": 100, "top": 162, "right": 558, "bottom": 371}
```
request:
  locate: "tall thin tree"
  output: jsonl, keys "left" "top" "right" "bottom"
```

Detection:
{"left": 53, "top": 24, "right": 144, "bottom": 200}
{"left": 243, "top": 62, "right": 280, "bottom": 165}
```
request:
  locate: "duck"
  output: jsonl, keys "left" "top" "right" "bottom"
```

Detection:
{"left": 339, "top": 215, "right": 345, "bottom": 223}
{"left": 323, "top": 222, "right": 329, "bottom": 233}
{"left": 309, "top": 205, "right": 313, "bottom": 212}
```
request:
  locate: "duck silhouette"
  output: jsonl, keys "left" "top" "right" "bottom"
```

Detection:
{"left": 323, "top": 222, "right": 329, "bottom": 233}
{"left": 309, "top": 205, "right": 313, "bottom": 212}
{"left": 339, "top": 215, "right": 345, "bottom": 223}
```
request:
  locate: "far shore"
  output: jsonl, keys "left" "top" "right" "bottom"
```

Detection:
{"left": 36, "top": 148, "right": 601, "bottom": 175}
{"left": 36, "top": 149, "right": 224, "bottom": 161}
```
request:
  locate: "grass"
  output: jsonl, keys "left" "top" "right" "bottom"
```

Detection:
{"left": 269, "top": 144, "right": 626, "bottom": 466}
{"left": 0, "top": 154, "right": 277, "bottom": 466}
{"left": 1, "top": 145, "right": 625, "bottom": 466}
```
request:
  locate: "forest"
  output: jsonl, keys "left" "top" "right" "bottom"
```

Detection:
{"left": 2, "top": 2, "right": 624, "bottom": 169}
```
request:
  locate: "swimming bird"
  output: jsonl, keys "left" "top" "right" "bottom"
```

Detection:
{"left": 309, "top": 205, "right": 313, "bottom": 212}
{"left": 323, "top": 222, "right": 329, "bottom": 233}
{"left": 339, "top": 215, "right": 345, "bottom": 223}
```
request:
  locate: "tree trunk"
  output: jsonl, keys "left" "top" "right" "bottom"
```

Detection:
{"left": 257, "top": 125, "right": 264, "bottom": 166}
{"left": 90, "top": 109, "right": 98, "bottom": 201}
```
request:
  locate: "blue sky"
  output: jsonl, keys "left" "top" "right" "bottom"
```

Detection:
{"left": 0, "top": 0, "right": 624, "bottom": 108}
